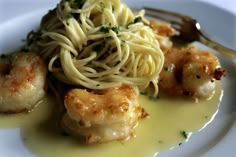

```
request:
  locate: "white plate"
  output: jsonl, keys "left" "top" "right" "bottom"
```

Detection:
{"left": 0, "top": 0, "right": 236, "bottom": 157}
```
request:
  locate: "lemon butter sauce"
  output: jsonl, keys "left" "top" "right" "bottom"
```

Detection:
{"left": 0, "top": 83, "right": 222, "bottom": 157}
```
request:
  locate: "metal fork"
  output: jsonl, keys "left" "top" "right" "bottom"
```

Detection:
{"left": 144, "top": 7, "right": 236, "bottom": 58}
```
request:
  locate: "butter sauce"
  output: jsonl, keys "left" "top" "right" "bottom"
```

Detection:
{"left": 0, "top": 83, "right": 222, "bottom": 157}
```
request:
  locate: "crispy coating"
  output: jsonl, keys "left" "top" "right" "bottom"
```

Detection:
{"left": 0, "top": 52, "right": 47, "bottom": 113}
{"left": 61, "top": 85, "right": 145, "bottom": 143}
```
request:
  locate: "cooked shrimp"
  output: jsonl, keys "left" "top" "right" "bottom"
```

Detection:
{"left": 158, "top": 47, "right": 226, "bottom": 98}
{"left": 149, "top": 20, "right": 176, "bottom": 52}
{"left": 61, "top": 85, "right": 146, "bottom": 143}
{"left": 0, "top": 52, "right": 47, "bottom": 113}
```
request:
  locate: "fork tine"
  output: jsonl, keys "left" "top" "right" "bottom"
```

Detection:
{"left": 145, "top": 11, "right": 181, "bottom": 25}
{"left": 144, "top": 7, "right": 192, "bottom": 21}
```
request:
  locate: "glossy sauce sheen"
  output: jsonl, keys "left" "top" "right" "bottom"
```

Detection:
{"left": 0, "top": 83, "right": 222, "bottom": 157}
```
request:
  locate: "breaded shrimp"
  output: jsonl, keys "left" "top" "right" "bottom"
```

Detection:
{"left": 0, "top": 52, "right": 47, "bottom": 113}
{"left": 158, "top": 47, "right": 226, "bottom": 98}
{"left": 149, "top": 20, "right": 176, "bottom": 52}
{"left": 61, "top": 85, "right": 146, "bottom": 143}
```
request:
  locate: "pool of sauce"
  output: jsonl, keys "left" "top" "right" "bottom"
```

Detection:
{"left": 0, "top": 83, "right": 222, "bottom": 157}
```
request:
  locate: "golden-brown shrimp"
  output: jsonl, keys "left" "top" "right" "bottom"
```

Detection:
{"left": 149, "top": 20, "right": 176, "bottom": 52}
{"left": 61, "top": 85, "right": 146, "bottom": 143}
{"left": 0, "top": 52, "right": 47, "bottom": 113}
{"left": 158, "top": 47, "right": 226, "bottom": 98}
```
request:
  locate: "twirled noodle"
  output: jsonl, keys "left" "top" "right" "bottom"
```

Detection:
{"left": 30, "top": 0, "right": 164, "bottom": 96}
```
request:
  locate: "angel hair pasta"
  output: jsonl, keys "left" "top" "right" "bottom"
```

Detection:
{"left": 29, "top": 0, "right": 164, "bottom": 96}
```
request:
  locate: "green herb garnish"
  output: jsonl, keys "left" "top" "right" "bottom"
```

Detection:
{"left": 0, "top": 54, "right": 7, "bottom": 58}
{"left": 67, "top": 13, "right": 73, "bottom": 19}
{"left": 111, "top": 26, "right": 121, "bottom": 34}
{"left": 92, "top": 42, "right": 105, "bottom": 52}
{"left": 180, "top": 131, "right": 188, "bottom": 139}
{"left": 100, "top": 26, "right": 110, "bottom": 33}
{"left": 75, "top": 0, "right": 86, "bottom": 9}
{"left": 126, "top": 16, "right": 143, "bottom": 28}
{"left": 99, "top": 25, "right": 121, "bottom": 34}
{"left": 163, "top": 66, "right": 169, "bottom": 71}
{"left": 134, "top": 16, "right": 142, "bottom": 23}
{"left": 114, "top": 60, "right": 121, "bottom": 66}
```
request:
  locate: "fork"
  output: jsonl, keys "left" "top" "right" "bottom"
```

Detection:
{"left": 144, "top": 7, "right": 236, "bottom": 58}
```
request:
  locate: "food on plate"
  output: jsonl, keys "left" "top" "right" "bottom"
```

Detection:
{"left": 0, "top": 0, "right": 226, "bottom": 153}
{"left": 27, "top": 0, "right": 164, "bottom": 143}
{"left": 159, "top": 47, "right": 226, "bottom": 98}
{"left": 148, "top": 20, "right": 176, "bottom": 52}
{"left": 0, "top": 52, "right": 47, "bottom": 113}
{"left": 148, "top": 20, "right": 226, "bottom": 99}
{"left": 62, "top": 85, "right": 146, "bottom": 143}
{"left": 30, "top": 0, "right": 164, "bottom": 97}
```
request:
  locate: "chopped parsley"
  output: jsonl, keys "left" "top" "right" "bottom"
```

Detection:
{"left": 126, "top": 16, "right": 143, "bottom": 28}
{"left": 121, "top": 40, "right": 126, "bottom": 43}
{"left": 67, "top": 13, "right": 73, "bottom": 19}
{"left": 140, "top": 91, "right": 148, "bottom": 95}
{"left": 180, "top": 130, "right": 188, "bottom": 139}
{"left": 149, "top": 95, "right": 159, "bottom": 101}
{"left": 99, "top": 1, "right": 105, "bottom": 10}
{"left": 134, "top": 16, "right": 142, "bottom": 23}
{"left": 111, "top": 26, "right": 121, "bottom": 34}
{"left": 100, "top": 26, "right": 110, "bottom": 33}
{"left": 99, "top": 25, "right": 121, "bottom": 34}
{"left": 61, "top": 5, "right": 65, "bottom": 10}
{"left": 158, "top": 140, "right": 164, "bottom": 144}
{"left": 105, "top": 36, "right": 113, "bottom": 41}
{"left": 163, "top": 66, "right": 169, "bottom": 71}
{"left": 75, "top": 0, "right": 86, "bottom": 9}
{"left": 0, "top": 54, "right": 7, "bottom": 58}
{"left": 92, "top": 43, "right": 104, "bottom": 52}
{"left": 114, "top": 60, "right": 121, "bottom": 66}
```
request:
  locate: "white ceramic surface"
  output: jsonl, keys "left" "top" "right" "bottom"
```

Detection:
{"left": 0, "top": 1, "right": 236, "bottom": 157}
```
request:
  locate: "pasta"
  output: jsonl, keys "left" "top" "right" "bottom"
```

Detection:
{"left": 30, "top": 0, "right": 164, "bottom": 96}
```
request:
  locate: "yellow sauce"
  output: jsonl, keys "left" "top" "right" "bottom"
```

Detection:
{"left": 0, "top": 83, "right": 222, "bottom": 157}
